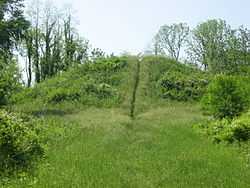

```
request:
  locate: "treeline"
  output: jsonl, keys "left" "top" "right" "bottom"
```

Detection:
{"left": 1, "top": 0, "right": 250, "bottom": 106}
{"left": 0, "top": 0, "right": 105, "bottom": 88}
{"left": 22, "top": 0, "right": 106, "bottom": 86}
{"left": 151, "top": 20, "right": 250, "bottom": 74}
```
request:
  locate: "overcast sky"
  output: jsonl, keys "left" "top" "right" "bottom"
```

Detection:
{"left": 25, "top": 0, "right": 250, "bottom": 55}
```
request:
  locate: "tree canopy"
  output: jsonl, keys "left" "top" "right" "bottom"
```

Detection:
{"left": 0, "top": 0, "right": 29, "bottom": 57}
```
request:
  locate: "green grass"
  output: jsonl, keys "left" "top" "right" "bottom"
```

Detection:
{"left": 3, "top": 56, "right": 250, "bottom": 187}
{"left": 5, "top": 102, "right": 250, "bottom": 188}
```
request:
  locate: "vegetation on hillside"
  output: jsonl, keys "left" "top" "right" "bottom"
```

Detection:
{"left": 11, "top": 56, "right": 129, "bottom": 108}
{"left": 1, "top": 0, "right": 250, "bottom": 187}
{"left": 0, "top": 110, "right": 44, "bottom": 177}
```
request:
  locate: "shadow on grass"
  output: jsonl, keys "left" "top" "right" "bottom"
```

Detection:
{"left": 31, "top": 109, "right": 74, "bottom": 117}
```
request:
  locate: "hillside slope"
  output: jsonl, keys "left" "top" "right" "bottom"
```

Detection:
{"left": 5, "top": 56, "right": 250, "bottom": 188}
{"left": 11, "top": 56, "right": 209, "bottom": 114}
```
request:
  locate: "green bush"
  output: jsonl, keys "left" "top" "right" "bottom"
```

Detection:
{"left": 142, "top": 56, "right": 209, "bottom": 101}
{"left": 159, "top": 71, "right": 209, "bottom": 101}
{"left": 0, "top": 110, "right": 44, "bottom": 175}
{"left": 201, "top": 75, "right": 249, "bottom": 119}
{"left": 47, "top": 88, "right": 81, "bottom": 103}
{"left": 197, "top": 112, "right": 250, "bottom": 143}
{"left": 230, "top": 118, "right": 250, "bottom": 142}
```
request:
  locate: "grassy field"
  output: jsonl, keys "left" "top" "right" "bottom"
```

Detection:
{"left": 4, "top": 57, "right": 250, "bottom": 188}
{"left": 6, "top": 100, "right": 250, "bottom": 188}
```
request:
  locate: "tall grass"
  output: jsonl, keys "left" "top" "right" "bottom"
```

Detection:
{"left": 5, "top": 102, "right": 250, "bottom": 188}
{"left": 3, "top": 56, "right": 250, "bottom": 187}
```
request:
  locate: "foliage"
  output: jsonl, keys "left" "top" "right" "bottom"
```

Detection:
{"left": 159, "top": 70, "right": 209, "bottom": 101}
{"left": 12, "top": 57, "right": 128, "bottom": 107}
{"left": 6, "top": 102, "right": 250, "bottom": 188}
{"left": 155, "top": 23, "right": 189, "bottom": 61}
{"left": 0, "top": 110, "right": 44, "bottom": 176}
{"left": 197, "top": 111, "right": 250, "bottom": 143}
{"left": 201, "top": 75, "right": 249, "bottom": 119}
{"left": 46, "top": 87, "right": 81, "bottom": 103}
{"left": 22, "top": 2, "right": 90, "bottom": 84}
{"left": 230, "top": 116, "right": 250, "bottom": 142}
{"left": 0, "top": 58, "right": 21, "bottom": 106}
{"left": 0, "top": 0, "right": 29, "bottom": 56}
{"left": 142, "top": 56, "right": 209, "bottom": 101}
{"left": 187, "top": 19, "right": 231, "bottom": 71}
{"left": 187, "top": 19, "right": 250, "bottom": 73}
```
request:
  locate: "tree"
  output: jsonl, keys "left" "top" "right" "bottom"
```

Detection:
{"left": 0, "top": 0, "right": 29, "bottom": 58}
{"left": 40, "top": 1, "right": 58, "bottom": 80}
{"left": 63, "top": 15, "right": 75, "bottom": 68}
{"left": 238, "top": 26, "right": 250, "bottom": 65}
{"left": 25, "top": 0, "right": 42, "bottom": 83}
{"left": 23, "top": 29, "right": 34, "bottom": 87}
{"left": 0, "top": 0, "right": 26, "bottom": 105}
{"left": 0, "top": 57, "right": 21, "bottom": 105}
{"left": 23, "top": 0, "right": 90, "bottom": 84}
{"left": 147, "top": 36, "right": 165, "bottom": 56}
{"left": 91, "top": 48, "right": 105, "bottom": 60}
{"left": 156, "top": 23, "right": 189, "bottom": 61}
{"left": 187, "top": 19, "right": 231, "bottom": 72}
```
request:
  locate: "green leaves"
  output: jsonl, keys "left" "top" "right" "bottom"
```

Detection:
{"left": 197, "top": 112, "right": 250, "bottom": 143}
{"left": 11, "top": 57, "right": 128, "bottom": 107}
{"left": 159, "top": 70, "right": 209, "bottom": 101}
{"left": 201, "top": 75, "right": 249, "bottom": 119}
{"left": 0, "top": 0, "right": 29, "bottom": 55}
{"left": 0, "top": 109, "right": 44, "bottom": 175}
{"left": 187, "top": 19, "right": 250, "bottom": 74}
{"left": 0, "top": 58, "right": 21, "bottom": 106}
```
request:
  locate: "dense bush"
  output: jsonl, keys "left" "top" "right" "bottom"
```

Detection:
{"left": 159, "top": 71, "right": 209, "bottom": 101}
{"left": 47, "top": 88, "right": 81, "bottom": 103}
{"left": 197, "top": 112, "right": 250, "bottom": 143}
{"left": 0, "top": 110, "right": 44, "bottom": 175}
{"left": 230, "top": 117, "right": 250, "bottom": 142}
{"left": 201, "top": 75, "right": 249, "bottom": 119}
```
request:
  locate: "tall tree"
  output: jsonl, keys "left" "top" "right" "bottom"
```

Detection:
{"left": 187, "top": 19, "right": 231, "bottom": 72}
{"left": 63, "top": 15, "right": 75, "bottom": 68}
{"left": 26, "top": 0, "right": 42, "bottom": 83}
{"left": 156, "top": 23, "right": 189, "bottom": 61}
{"left": 238, "top": 26, "right": 250, "bottom": 65}
{"left": 40, "top": 1, "right": 57, "bottom": 79}
{"left": 23, "top": 1, "right": 90, "bottom": 83}
{"left": 23, "top": 29, "right": 34, "bottom": 87}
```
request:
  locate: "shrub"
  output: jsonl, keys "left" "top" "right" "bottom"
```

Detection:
{"left": 201, "top": 75, "right": 249, "bottom": 119}
{"left": 228, "top": 113, "right": 250, "bottom": 142}
{"left": 142, "top": 56, "right": 209, "bottom": 101}
{"left": 159, "top": 71, "right": 209, "bottom": 101}
{"left": 0, "top": 110, "right": 44, "bottom": 175}
{"left": 196, "top": 110, "right": 250, "bottom": 143}
{"left": 85, "top": 83, "right": 115, "bottom": 99}
{"left": 47, "top": 88, "right": 81, "bottom": 103}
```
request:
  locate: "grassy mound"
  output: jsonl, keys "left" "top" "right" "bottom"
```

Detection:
{"left": 12, "top": 56, "right": 209, "bottom": 113}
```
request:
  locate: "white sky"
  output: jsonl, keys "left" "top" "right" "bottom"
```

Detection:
{"left": 25, "top": 0, "right": 250, "bottom": 55}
